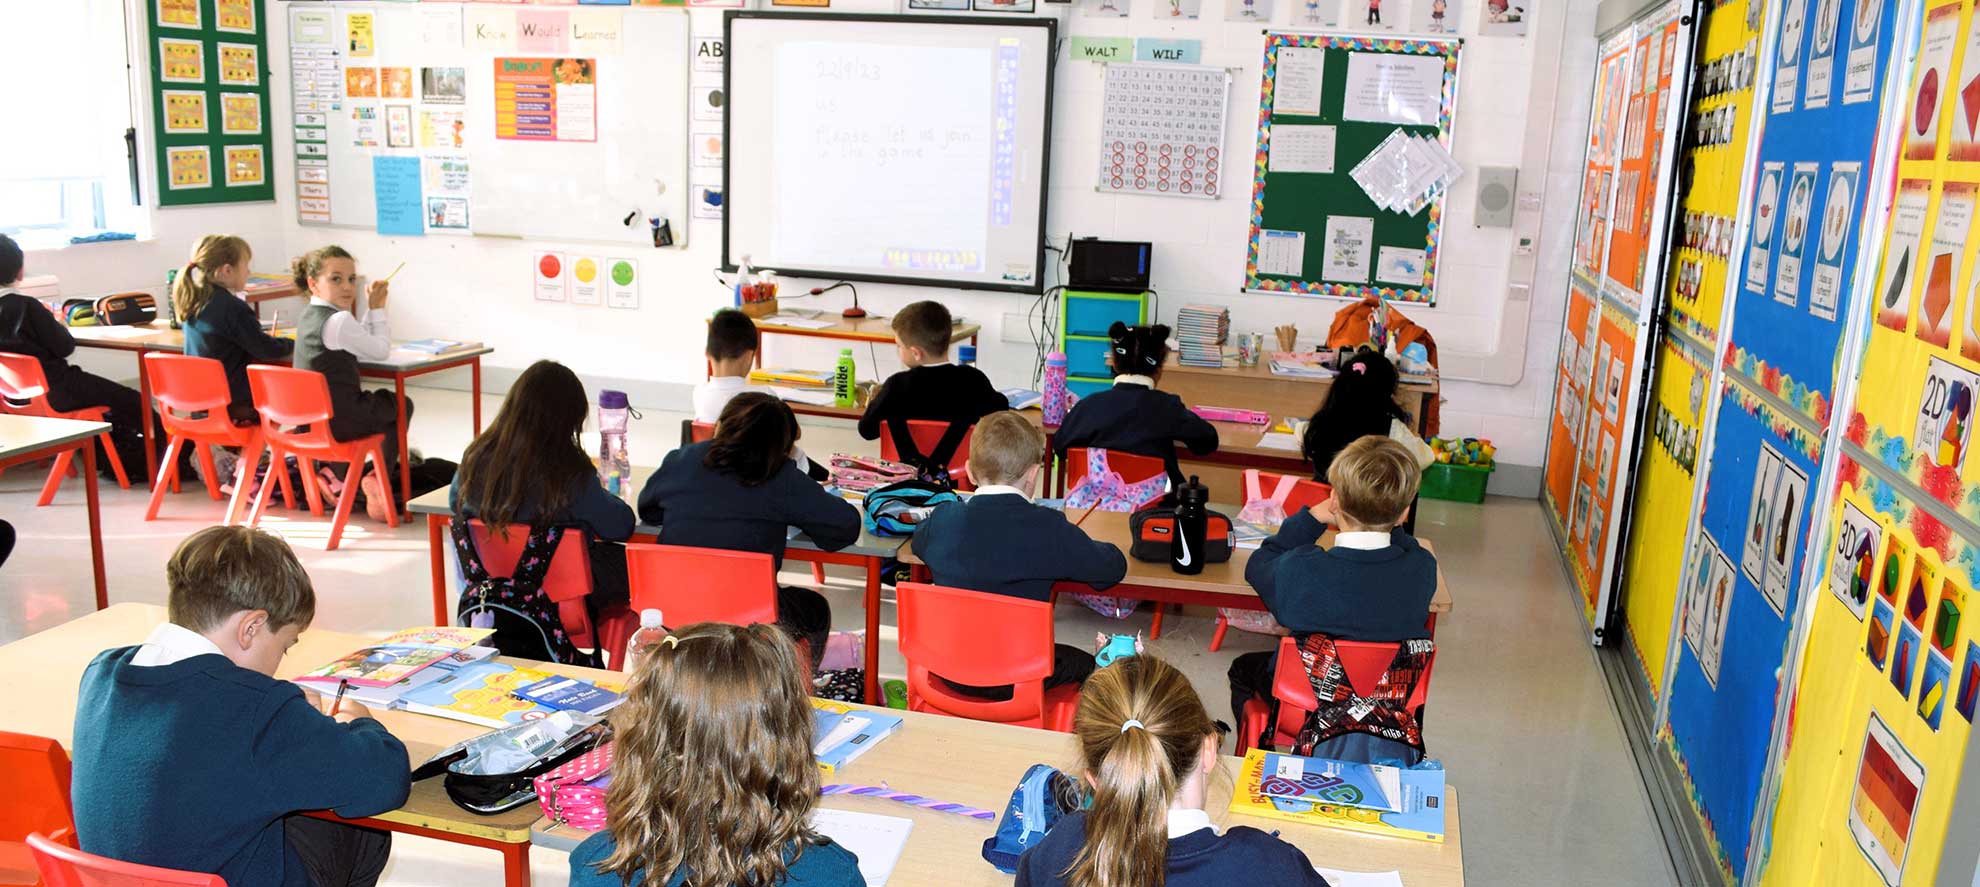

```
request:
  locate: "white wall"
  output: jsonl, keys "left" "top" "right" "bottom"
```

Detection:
{"left": 33, "top": 0, "right": 1600, "bottom": 492}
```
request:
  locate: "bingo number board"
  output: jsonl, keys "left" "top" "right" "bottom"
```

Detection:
{"left": 1096, "top": 63, "right": 1233, "bottom": 199}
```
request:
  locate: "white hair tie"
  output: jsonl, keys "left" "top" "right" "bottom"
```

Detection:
{"left": 1119, "top": 719, "right": 1145, "bottom": 733}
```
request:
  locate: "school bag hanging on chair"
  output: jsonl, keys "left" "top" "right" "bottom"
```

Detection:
{"left": 1222, "top": 469, "right": 1302, "bottom": 637}
{"left": 451, "top": 518, "right": 602, "bottom": 667}
{"left": 1063, "top": 448, "right": 1168, "bottom": 619}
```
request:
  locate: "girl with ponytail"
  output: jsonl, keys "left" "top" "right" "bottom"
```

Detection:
{"left": 1051, "top": 322, "right": 1220, "bottom": 490}
{"left": 176, "top": 235, "right": 293, "bottom": 425}
{"left": 1014, "top": 655, "right": 1333, "bottom": 887}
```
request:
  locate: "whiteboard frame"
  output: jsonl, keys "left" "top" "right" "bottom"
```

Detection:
{"left": 719, "top": 11, "right": 1058, "bottom": 295}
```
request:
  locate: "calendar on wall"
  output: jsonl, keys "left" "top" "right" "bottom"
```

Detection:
{"left": 1096, "top": 63, "right": 1232, "bottom": 199}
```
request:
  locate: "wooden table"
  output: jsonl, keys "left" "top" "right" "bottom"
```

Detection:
{"left": 1160, "top": 357, "right": 1439, "bottom": 434}
{"left": 900, "top": 507, "right": 1453, "bottom": 621}
{"left": 747, "top": 315, "right": 983, "bottom": 367}
{"left": 65, "top": 321, "right": 491, "bottom": 504}
{"left": 0, "top": 603, "right": 608, "bottom": 887}
{"left": 532, "top": 699, "right": 1466, "bottom": 886}
{"left": 406, "top": 479, "right": 905, "bottom": 705}
{"left": 0, "top": 415, "right": 110, "bottom": 609}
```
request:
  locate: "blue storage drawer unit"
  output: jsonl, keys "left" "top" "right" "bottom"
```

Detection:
{"left": 1067, "top": 377, "right": 1112, "bottom": 399}
{"left": 1063, "top": 291, "right": 1148, "bottom": 337}
{"left": 1063, "top": 336, "right": 1113, "bottom": 378}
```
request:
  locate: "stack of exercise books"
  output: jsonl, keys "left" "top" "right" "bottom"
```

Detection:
{"left": 749, "top": 367, "right": 835, "bottom": 389}
{"left": 1228, "top": 749, "right": 1448, "bottom": 842}
{"left": 1176, "top": 304, "right": 1230, "bottom": 368}
{"left": 1268, "top": 351, "right": 1336, "bottom": 379}
{"left": 296, "top": 627, "right": 626, "bottom": 728}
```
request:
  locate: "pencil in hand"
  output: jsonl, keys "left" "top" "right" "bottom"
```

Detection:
{"left": 330, "top": 679, "right": 350, "bottom": 717}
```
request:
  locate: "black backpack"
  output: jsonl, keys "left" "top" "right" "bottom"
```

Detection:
{"left": 450, "top": 518, "right": 601, "bottom": 667}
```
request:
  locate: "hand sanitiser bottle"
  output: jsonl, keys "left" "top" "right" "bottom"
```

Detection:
{"left": 1171, "top": 475, "right": 1209, "bottom": 576}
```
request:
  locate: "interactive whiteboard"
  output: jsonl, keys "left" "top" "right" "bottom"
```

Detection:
{"left": 723, "top": 13, "right": 1056, "bottom": 294}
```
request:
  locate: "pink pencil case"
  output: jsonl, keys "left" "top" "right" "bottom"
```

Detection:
{"left": 1191, "top": 406, "right": 1271, "bottom": 425}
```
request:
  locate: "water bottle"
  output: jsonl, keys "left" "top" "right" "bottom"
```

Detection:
{"left": 1042, "top": 351, "right": 1069, "bottom": 426}
{"left": 1171, "top": 475, "right": 1209, "bottom": 576}
{"left": 958, "top": 344, "right": 977, "bottom": 366}
{"left": 834, "top": 348, "right": 857, "bottom": 408}
{"left": 598, "top": 390, "right": 632, "bottom": 499}
{"left": 626, "top": 608, "right": 667, "bottom": 671}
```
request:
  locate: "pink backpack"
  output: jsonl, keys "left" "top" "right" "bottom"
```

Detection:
{"left": 534, "top": 742, "right": 614, "bottom": 831}
{"left": 1064, "top": 449, "right": 1168, "bottom": 619}
{"left": 1223, "top": 470, "right": 1297, "bottom": 637}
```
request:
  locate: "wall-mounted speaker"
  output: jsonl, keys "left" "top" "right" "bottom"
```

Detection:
{"left": 1475, "top": 166, "right": 1518, "bottom": 228}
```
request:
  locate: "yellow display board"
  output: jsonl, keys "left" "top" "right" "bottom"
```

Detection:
{"left": 1621, "top": 0, "right": 1764, "bottom": 692}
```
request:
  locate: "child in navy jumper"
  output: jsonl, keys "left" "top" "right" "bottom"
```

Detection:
{"left": 175, "top": 234, "right": 294, "bottom": 426}
{"left": 1227, "top": 435, "right": 1437, "bottom": 760}
{"left": 1053, "top": 322, "right": 1219, "bottom": 489}
{"left": 71, "top": 526, "right": 409, "bottom": 887}
{"left": 637, "top": 392, "right": 860, "bottom": 664}
{"left": 857, "top": 300, "right": 1008, "bottom": 468}
{"left": 910, "top": 411, "right": 1127, "bottom": 697}
{"left": 1014, "top": 655, "right": 1332, "bottom": 887}
{"left": 693, "top": 309, "right": 827, "bottom": 480}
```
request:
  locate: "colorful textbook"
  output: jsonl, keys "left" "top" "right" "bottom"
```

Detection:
{"left": 1258, "top": 753, "right": 1403, "bottom": 813}
{"left": 811, "top": 698, "right": 903, "bottom": 776}
{"left": 1228, "top": 749, "right": 1447, "bottom": 843}
{"left": 295, "top": 626, "right": 494, "bottom": 688}
{"left": 398, "top": 660, "right": 625, "bottom": 728}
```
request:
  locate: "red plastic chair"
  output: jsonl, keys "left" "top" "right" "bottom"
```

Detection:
{"left": 679, "top": 419, "right": 716, "bottom": 446}
{"left": 879, "top": 420, "right": 975, "bottom": 490}
{"left": 141, "top": 355, "right": 262, "bottom": 524}
{"left": 1210, "top": 473, "right": 1334, "bottom": 652}
{"left": 1060, "top": 448, "right": 1173, "bottom": 635}
{"left": 0, "top": 732, "right": 74, "bottom": 886}
{"left": 1235, "top": 633, "right": 1437, "bottom": 755}
{"left": 897, "top": 581, "right": 1080, "bottom": 732}
{"left": 624, "top": 543, "right": 779, "bottom": 628}
{"left": 0, "top": 353, "right": 132, "bottom": 506}
{"left": 244, "top": 365, "right": 399, "bottom": 550}
{"left": 27, "top": 834, "right": 223, "bottom": 887}
{"left": 463, "top": 519, "right": 635, "bottom": 667}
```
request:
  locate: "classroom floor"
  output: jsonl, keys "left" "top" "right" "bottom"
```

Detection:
{"left": 0, "top": 384, "right": 1678, "bottom": 887}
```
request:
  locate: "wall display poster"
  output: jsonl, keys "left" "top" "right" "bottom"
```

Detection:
{"left": 148, "top": 0, "right": 274, "bottom": 206}
{"left": 1097, "top": 63, "right": 1231, "bottom": 199}
{"left": 494, "top": 57, "right": 597, "bottom": 142}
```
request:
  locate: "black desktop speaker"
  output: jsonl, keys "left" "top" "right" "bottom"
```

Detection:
{"left": 1068, "top": 238, "right": 1152, "bottom": 293}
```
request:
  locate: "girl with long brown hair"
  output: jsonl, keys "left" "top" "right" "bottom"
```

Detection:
{"left": 177, "top": 234, "right": 293, "bottom": 425}
{"left": 634, "top": 392, "right": 857, "bottom": 665}
{"left": 568, "top": 622, "right": 865, "bottom": 887}
{"left": 1014, "top": 656, "right": 1332, "bottom": 887}
{"left": 452, "top": 359, "right": 634, "bottom": 605}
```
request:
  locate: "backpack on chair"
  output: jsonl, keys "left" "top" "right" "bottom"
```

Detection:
{"left": 451, "top": 518, "right": 601, "bottom": 667}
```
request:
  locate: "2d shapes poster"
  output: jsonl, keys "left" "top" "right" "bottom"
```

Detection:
{"left": 1905, "top": 4, "right": 1959, "bottom": 161}
{"left": 1919, "top": 183, "right": 1976, "bottom": 348}
{"left": 1849, "top": 712, "right": 1922, "bottom": 886}
{"left": 1876, "top": 180, "right": 1931, "bottom": 332}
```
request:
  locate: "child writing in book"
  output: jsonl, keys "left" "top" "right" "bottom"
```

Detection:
{"left": 1014, "top": 655, "right": 1332, "bottom": 887}
{"left": 694, "top": 308, "right": 827, "bottom": 480}
{"left": 292, "top": 245, "right": 410, "bottom": 519}
{"left": 453, "top": 360, "right": 635, "bottom": 606}
{"left": 636, "top": 392, "right": 859, "bottom": 665}
{"left": 1054, "top": 322, "right": 1219, "bottom": 490}
{"left": 1300, "top": 348, "right": 1432, "bottom": 481}
{"left": 569, "top": 622, "right": 865, "bottom": 887}
{"left": 1228, "top": 436, "right": 1436, "bottom": 762}
{"left": 176, "top": 234, "right": 294, "bottom": 426}
{"left": 71, "top": 525, "right": 410, "bottom": 887}
{"left": 911, "top": 410, "right": 1128, "bottom": 698}
{"left": 857, "top": 300, "right": 1008, "bottom": 473}
{"left": 0, "top": 233, "right": 159, "bottom": 477}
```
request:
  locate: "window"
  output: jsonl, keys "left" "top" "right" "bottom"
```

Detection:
{"left": 0, "top": 0, "right": 146, "bottom": 242}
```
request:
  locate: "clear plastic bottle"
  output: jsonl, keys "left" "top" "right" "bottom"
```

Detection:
{"left": 598, "top": 390, "right": 632, "bottom": 499}
{"left": 1042, "top": 351, "right": 1070, "bottom": 426}
{"left": 626, "top": 608, "right": 667, "bottom": 671}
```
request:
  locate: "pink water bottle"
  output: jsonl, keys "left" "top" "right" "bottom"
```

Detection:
{"left": 1043, "top": 352, "right": 1070, "bottom": 426}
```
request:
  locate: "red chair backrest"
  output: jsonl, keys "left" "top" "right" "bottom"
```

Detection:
{"left": 144, "top": 354, "right": 237, "bottom": 437}
{"left": 465, "top": 519, "right": 597, "bottom": 639}
{"left": 247, "top": 364, "right": 337, "bottom": 447}
{"left": 28, "top": 834, "right": 225, "bottom": 887}
{"left": 0, "top": 352, "right": 54, "bottom": 413}
{"left": 897, "top": 581, "right": 1056, "bottom": 726}
{"left": 1062, "top": 447, "right": 1167, "bottom": 491}
{"left": 1270, "top": 632, "right": 1437, "bottom": 740}
{"left": 623, "top": 543, "right": 778, "bottom": 626}
{"left": 679, "top": 419, "right": 715, "bottom": 446}
{"left": 1244, "top": 470, "right": 1332, "bottom": 513}
{"left": 879, "top": 420, "right": 973, "bottom": 473}
{"left": 0, "top": 732, "right": 74, "bottom": 846}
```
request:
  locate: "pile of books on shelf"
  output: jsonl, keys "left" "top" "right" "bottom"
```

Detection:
{"left": 1176, "top": 304, "right": 1229, "bottom": 368}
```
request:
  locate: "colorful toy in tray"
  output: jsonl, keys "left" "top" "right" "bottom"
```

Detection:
{"left": 1428, "top": 437, "right": 1495, "bottom": 466}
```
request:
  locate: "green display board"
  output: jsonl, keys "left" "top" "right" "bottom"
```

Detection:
{"left": 1242, "top": 33, "right": 1460, "bottom": 305}
{"left": 147, "top": 0, "right": 275, "bottom": 206}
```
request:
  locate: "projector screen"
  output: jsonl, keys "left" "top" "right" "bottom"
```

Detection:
{"left": 723, "top": 13, "right": 1056, "bottom": 294}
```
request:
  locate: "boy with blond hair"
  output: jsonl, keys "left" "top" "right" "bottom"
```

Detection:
{"left": 911, "top": 411, "right": 1126, "bottom": 697}
{"left": 72, "top": 526, "right": 410, "bottom": 887}
{"left": 1227, "top": 436, "right": 1438, "bottom": 743}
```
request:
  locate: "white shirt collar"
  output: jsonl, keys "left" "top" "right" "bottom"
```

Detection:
{"left": 972, "top": 484, "right": 1031, "bottom": 501}
{"left": 132, "top": 622, "right": 226, "bottom": 667}
{"left": 919, "top": 360, "right": 954, "bottom": 369}
{"left": 1167, "top": 808, "right": 1217, "bottom": 838}
{"left": 0, "top": 286, "right": 20, "bottom": 297}
{"left": 1114, "top": 374, "right": 1156, "bottom": 388}
{"left": 1334, "top": 530, "right": 1392, "bottom": 551}
{"left": 703, "top": 375, "right": 749, "bottom": 391}
{"left": 308, "top": 296, "right": 339, "bottom": 311}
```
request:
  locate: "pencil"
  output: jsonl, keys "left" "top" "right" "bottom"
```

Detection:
{"left": 382, "top": 262, "right": 406, "bottom": 283}
{"left": 330, "top": 678, "right": 350, "bottom": 716}
{"left": 1075, "top": 500, "right": 1104, "bottom": 527}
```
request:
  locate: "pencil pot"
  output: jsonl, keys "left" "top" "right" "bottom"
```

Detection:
{"left": 1420, "top": 463, "right": 1491, "bottom": 503}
